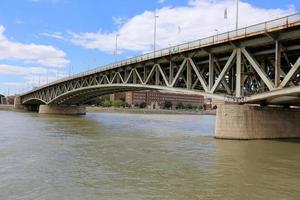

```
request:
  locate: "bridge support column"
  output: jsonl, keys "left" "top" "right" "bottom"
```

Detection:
{"left": 14, "top": 95, "right": 24, "bottom": 110}
{"left": 39, "top": 105, "right": 86, "bottom": 115}
{"left": 215, "top": 104, "right": 300, "bottom": 139}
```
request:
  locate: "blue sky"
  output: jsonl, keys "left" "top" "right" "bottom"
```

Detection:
{"left": 0, "top": 0, "right": 299, "bottom": 95}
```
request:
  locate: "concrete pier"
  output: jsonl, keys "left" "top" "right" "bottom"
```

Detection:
{"left": 14, "top": 96, "right": 24, "bottom": 110}
{"left": 39, "top": 105, "right": 86, "bottom": 115}
{"left": 215, "top": 104, "right": 300, "bottom": 139}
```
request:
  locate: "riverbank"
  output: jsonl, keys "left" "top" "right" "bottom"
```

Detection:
{"left": 86, "top": 106, "right": 216, "bottom": 115}
{"left": 0, "top": 105, "right": 14, "bottom": 111}
{"left": 0, "top": 105, "right": 216, "bottom": 115}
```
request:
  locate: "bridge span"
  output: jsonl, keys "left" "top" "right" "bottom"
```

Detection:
{"left": 17, "top": 13, "right": 300, "bottom": 139}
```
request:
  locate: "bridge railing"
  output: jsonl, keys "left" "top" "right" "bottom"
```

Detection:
{"left": 23, "top": 12, "right": 300, "bottom": 95}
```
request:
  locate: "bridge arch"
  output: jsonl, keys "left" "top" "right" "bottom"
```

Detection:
{"left": 22, "top": 98, "right": 47, "bottom": 105}
{"left": 47, "top": 84, "right": 224, "bottom": 105}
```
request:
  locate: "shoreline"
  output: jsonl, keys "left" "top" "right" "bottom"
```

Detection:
{"left": 0, "top": 105, "right": 14, "bottom": 111}
{"left": 86, "top": 106, "right": 216, "bottom": 115}
{"left": 0, "top": 105, "right": 216, "bottom": 115}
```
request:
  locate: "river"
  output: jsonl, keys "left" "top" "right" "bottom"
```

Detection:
{"left": 0, "top": 111, "right": 299, "bottom": 200}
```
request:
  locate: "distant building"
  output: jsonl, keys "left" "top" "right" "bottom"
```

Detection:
{"left": 6, "top": 96, "right": 15, "bottom": 105}
{"left": 211, "top": 98, "right": 225, "bottom": 108}
{"left": 110, "top": 90, "right": 204, "bottom": 109}
{"left": 110, "top": 93, "right": 126, "bottom": 102}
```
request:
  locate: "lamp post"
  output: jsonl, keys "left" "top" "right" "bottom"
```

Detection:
{"left": 115, "top": 33, "right": 120, "bottom": 62}
{"left": 214, "top": 29, "right": 219, "bottom": 42}
{"left": 154, "top": 12, "right": 159, "bottom": 57}
{"left": 236, "top": 0, "right": 239, "bottom": 30}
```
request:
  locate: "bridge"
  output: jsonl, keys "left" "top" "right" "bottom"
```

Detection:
{"left": 17, "top": 13, "right": 300, "bottom": 140}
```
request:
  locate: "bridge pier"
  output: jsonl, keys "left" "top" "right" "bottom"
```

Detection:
{"left": 14, "top": 95, "right": 24, "bottom": 110}
{"left": 215, "top": 104, "right": 300, "bottom": 139}
{"left": 39, "top": 105, "right": 86, "bottom": 115}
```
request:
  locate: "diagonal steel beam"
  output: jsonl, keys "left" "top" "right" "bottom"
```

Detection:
{"left": 125, "top": 69, "right": 134, "bottom": 83}
{"left": 241, "top": 48, "right": 274, "bottom": 91}
{"left": 188, "top": 58, "right": 209, "bottom": 92}
{"left": 111, "top": 72, "right": 118, "bottom": 84}
{"left": 192, "top": 79, "right": 199, "bottom": 89}
{"left": 214, "top": 57, "right": 231, "bottom": 94}
{"left": 133, "top": 68, "right": 144, "bottom": 84}
{"left": 157, "top": 64, "right": 170, "bottom": 87}
{"left": 116, "top": 72, "right": 125, "bottom": 84}
{"left": 279, "top": 57, "right": 300, "bottom": 88}
{"left": 171, "top": 59, "right": 187, "bottom": 87}
{"left": 211, "top": 50, "right": 236, "bottom": 93}
{"left": 145, "top": 64, "right": 157, "bottom": 84}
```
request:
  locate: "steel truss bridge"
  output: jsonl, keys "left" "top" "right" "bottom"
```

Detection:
{"left": 21, "top": 13, "right": 300, "bottom": 106}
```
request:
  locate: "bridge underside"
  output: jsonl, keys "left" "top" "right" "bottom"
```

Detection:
{"left": 22, "top": 84, "right": 300, "bottom": 106}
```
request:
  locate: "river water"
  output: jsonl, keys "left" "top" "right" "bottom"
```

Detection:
{"left": 0, "top": 111, "right": 299, "bottom": 200}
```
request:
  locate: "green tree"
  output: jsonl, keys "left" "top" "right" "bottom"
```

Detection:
{"left": 176, "top": 102, "right": 184, "bottom": 110}
{"left": 186, "top": 104, "right": 193, "bottom": 110}
{"left": 192, "top": 104, "right": 198, "bottom": 110}
{"left": 139, "top": 102, "right": 147, "bottom": 108}
{"left": 112, "top": 99, "right": 125, "bottom": 107}
{"left": 102, "top": 99, "right": 112, "bottom": 107}
{"left": 163, "top": 101, "right": 173, "bottom": 109}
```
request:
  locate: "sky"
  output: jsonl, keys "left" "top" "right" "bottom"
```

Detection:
{"left": 0, "top": 0, "right": 299, "bottom": 95}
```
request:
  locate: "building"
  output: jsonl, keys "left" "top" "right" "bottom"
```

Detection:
{"left": 113, "top": 90, "right": 205, "bottom": 109}
{"left": 110, "top": 93, "right": 125, "bottom": 102}
{"left": 5, "top": 96, "right": 15, "bottom": 105}
{"left": 211, "top": 98, "right": 225, "bottom": 108}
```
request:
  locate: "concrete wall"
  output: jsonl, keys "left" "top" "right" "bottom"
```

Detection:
{"left": 39, "top": 105, "right": 86, "bottom": 115}
{"left": 215, "top": 104, "right": 300, "bottom": 139}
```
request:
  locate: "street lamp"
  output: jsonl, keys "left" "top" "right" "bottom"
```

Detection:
{"left": 214, "top": 29, "right": 219, "bottom": 42}
{"left": 153, "top": 12, "right": 159, "bottom": 57}
{"left": 115, "top": 33, "right": 120, "bottom": 62}
{"left": 236, "top": 0, "right": 239, "bottom": 30}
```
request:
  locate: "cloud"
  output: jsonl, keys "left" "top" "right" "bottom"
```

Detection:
{"left": 0, "top": 64, "right": 67, "bottom": 91}
{"left": 0, "top": 64, "right": 47, "bottom": 75}
{"left": 69, "top": 0, "right": 295, "bottom": 54}
{"left": 0, "top": 26, "right": 69, "bottom": 67}
{"left": 40, "top": 32, "right": 64, "bottom": 40}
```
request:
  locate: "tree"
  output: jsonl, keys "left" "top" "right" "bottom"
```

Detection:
{"left": 192, "top": 104, "right": 198, "bottom": 110}
{"left": 112, "top": 99, "right": 125, "bottom": 107}
{"left": 139, "top": 102, "right": 147, "bottom": 108}
{"left": 197, "top": 105, "right": 204, "bottom": 110}
{"left": 102, "top": 99, "right": 112, "bottom": 107}
{"left": 186, "top": 104, "right": 193, "bottom": 110}
{"left": 176, "top": 102, "right": 184, "bottom": 110}
{"left": 163, "top": 101, "right": 173, "bottom": 109}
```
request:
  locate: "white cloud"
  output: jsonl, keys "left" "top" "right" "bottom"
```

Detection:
{"left": 0, "top": 64, "right": 47, "bottom": 75}
{"left": 158, "top": 0, "right": 166, "bottom": 4}
{"left": 40, "top": 32, "right": 64, "bottom": 40}
{"left": 0, "top": 26, "right": 69, "bottom": 67}
{"left": 69, "top": 0, "right": 295, "bottom": 54}
{"left": 0, "top": 64, "right": 67, "bottom": 91}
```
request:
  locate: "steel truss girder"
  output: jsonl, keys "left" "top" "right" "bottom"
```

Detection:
{"left": 21, "top": 39, "right": 300, "bottom": 106}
